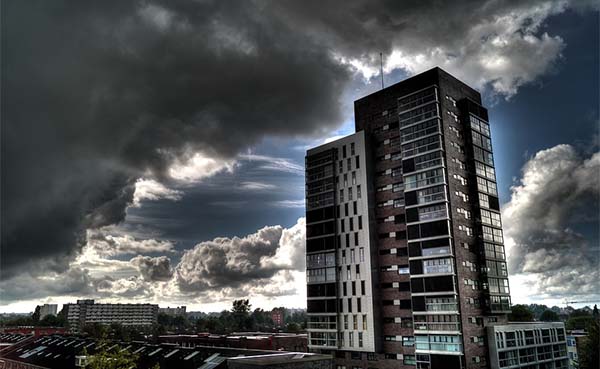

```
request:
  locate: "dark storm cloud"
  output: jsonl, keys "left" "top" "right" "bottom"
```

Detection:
{"left": 1, "top": 0, "right": 349, "bottom": 276}
{"left": 503, "top": 145, "right": 600, "bottom": 300}
{"left": 2, "top": 0, "right": 594, "bottom": 280}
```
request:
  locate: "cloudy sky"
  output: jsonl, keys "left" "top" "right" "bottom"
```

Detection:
{"left": 1, "top": 0, "right": 598, "bottom": 313}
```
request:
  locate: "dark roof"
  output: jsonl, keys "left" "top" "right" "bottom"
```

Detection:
{"left": 0, "top": 335, "right": 330, "bottom": 369}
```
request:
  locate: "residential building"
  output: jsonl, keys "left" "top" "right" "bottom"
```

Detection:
{"left": 487, "top": 322, "right": 568, "bottom": 369}
{"left": 158, "top": 306, "right": 187, "bottom": 316}
{"left": 566, "top": 330, "right": 587, "bottom": 369}
{"left": 62, "top": 299, "right": 158, "bottom": 332}
{"left": 37, "top": 304, "right": 58, "bottom": 319}
{"left": 272, "top": 308, "right": 286, "bottom": 327}
{"left": 305, "top": 67, "right": 513, "bottom": 368}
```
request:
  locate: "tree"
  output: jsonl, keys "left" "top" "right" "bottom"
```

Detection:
{"left": 579, "top": 319, "right": 599, "bottom": 369}
{"left": 567, "top": 310, "right": 594, "bottom": 330}
{"left": 83, "top": 323, "right": 110, "bottom": 339}
{"left": 232, "top": 300, "right": 251, "bottom": 314}
{"left": 31, "top": 306, "right": 41, "bottom": 322}
{"left": 539, "top": 310, "right": 559, "bottom": 322}
{"left": 509, "top": 305, "right": 534, "bottom": 322}
{"left": 84, "top": 344, "right": 139, "bottom": 369}
{"left": 285, "top": 323, "right": 300, "bottom": 333}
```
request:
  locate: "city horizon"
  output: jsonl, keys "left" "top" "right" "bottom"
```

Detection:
{"left": 2, "top": 3, "right": 599, "bottom": 368}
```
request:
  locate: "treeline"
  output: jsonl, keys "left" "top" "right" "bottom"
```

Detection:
{"left": 0, "top": 308, "right": 67, "bottom": 327}
{"left": 157, "top": 300, "right": 307, "bottom": 335}
{"left": 508, "top": 303, "right": 598, "bottom": 330}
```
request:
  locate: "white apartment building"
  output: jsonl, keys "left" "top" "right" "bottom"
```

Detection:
{"left": 64, "top": 299, "right": 158, "bottom": 332}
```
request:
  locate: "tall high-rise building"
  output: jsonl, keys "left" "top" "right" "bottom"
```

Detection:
{"left": 305, "top": 67, "right": 512, "bottom": 369}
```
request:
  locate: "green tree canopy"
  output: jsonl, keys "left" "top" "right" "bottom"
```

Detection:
{"left": 509, "top": 304, "right": 534, "bottom": 322}
{"left": 539, "top": 310, "right": 559, "bottom": 322}
{"left": 578, "top": 319, "right": 599, "bottom": 369}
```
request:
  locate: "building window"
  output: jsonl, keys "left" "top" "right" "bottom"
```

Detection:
{"left": 358, "top": 332, "right": 363, "bottom": 348}
{"left": 481, "top": 209, "right": 501, "bottom": 227}
{"left": 349, "top": 332, "right": 354, "bottom": 347}
{"left": 475, "top": 161, "right": 496, "bottom": 180}
{"left": 398, "top": 265, "right": 410, "bottom": 274}
{"left": 357, "top": 185, "right": 361, "bottom": 199}
{"left": 344, "top": 315, "right": 348, "bottom": 329}
{"left": 356, "top": 155, "right": 360, "bottom": 169}
{"left": 358, "top": 216, "right": 363, "bottom": 230}
{"left": 353, "top": 315, "right": 358, "bottom": 330}
{"left": 359, "top": 247, "right": 365, "bottom": 262}
{"left": 361, "top": 280, "right": 366, "bottom": 295}
{"left": 350, "top": 142, "right": 355, "bottom": 156}
{"left": 405, "top": 168, "right": 444, "bottom": 190}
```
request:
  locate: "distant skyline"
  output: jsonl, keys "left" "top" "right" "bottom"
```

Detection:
{"left": 1, "top": 0, "right": 598, "bottom": 313}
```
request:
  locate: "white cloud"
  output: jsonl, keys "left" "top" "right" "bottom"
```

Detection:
{"left": 240, "top": 181, "right": 277, "bottom": 191}
{"left": 85, "top": 228, "right": 175, "bottom": 257}
{"left": 503, "top": 144, "right": 600, "bottom": 303}
{"left": 169, "top": 152, "right": 237, "bottom": 183}
{"left": 239, "top": 154, "right": 304, "bottom": 175}
{"left": 132, "top": 178, "right": 183, "bottom": 206}
{"left": 273, "top": 199, "right": 305, "bottom": 208}
{"left": 336, "top": 0, "right": 572, "bottom": 98}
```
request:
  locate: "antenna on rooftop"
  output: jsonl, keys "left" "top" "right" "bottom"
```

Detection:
{"left": 380, "top": 52, "right": 384, "bottom": 89}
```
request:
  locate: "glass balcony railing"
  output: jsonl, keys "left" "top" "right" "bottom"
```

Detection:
{"left": 426, "top": 303, "right": 458, "bottom": 312}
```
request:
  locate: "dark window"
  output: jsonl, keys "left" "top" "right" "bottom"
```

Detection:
{"left": 411, "top": 278, "right": 424, "bottom": 293}
{"left": 405, "top": 191, "right": 418, "bottom": 206}
{"left": 307, "top": 283, "right": 336, "bottom": 297}
{"left": 355, "top": 232, "right": 359, "bottom": 246}
{"left": 346, "top": 234, "right": 350, "bottom": 248}
{"left": 358, "top": 216, "right": 363, "bottom": 229}
{"left": 406, "top": 208, "right": 419, "bottom": 222}
{"left": 397, "top": 247, "right": 408, "bottom": 256}
{"left": 348, "top": 298, "right": 352, "bottom": 312}
{"left": 343, "top": 282, "right": 347, "bottom": 296}
{"left": 306, "top": 236, "right": 336, "bottom": 252}
{"left": 353, "top": 201, "right": 358, "bottom": 215}
{"left": 489, "top": 195, "right": 500, "bottom": 211}
{"left": 409, "top": 242, "right": 421, "bottom": 257}
{"left": 356, "top": 156, "right": 360, "bottom": 169}
{"left": 306, "top": 206, "right": 335, "bottom": 223}
{"left": 424, "top": 276, "right": 454, "bottom": 292}
{"left": 398, "top": 282, "right": 411, "bottom": 291}
{"left": 307, "top": 299, "right": 336, "bottom": 313}
{"left": 410, "top": 260, "right": 423, "bottom": 275}
{"left": 403, "top": 158, "right": 415, "bottom": 173}
{"left": 343, "top": 145, "right": 347, "bottom": 158}
{"left": 345, "top": 203, "right": 349, "bottom": 216}
{"left": 352, "top": 281, "right": 356, "bottom": 295}
{"left": 396, "top": 231, "right": 407, "bottom": 240}
{"left": 357, "top": 298, "right": 362, "bottom": 312}
{"left": 400, "top": 300, "right": 412, "bottom": 309}
{"left": 412, "top": 296, "right": 426, "bottom": 311}
{"left": 395, "top": 214, "right": 406, "bottom": 223}
{"left": 361, "top": 281, "right": 366, "bottom": 295}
